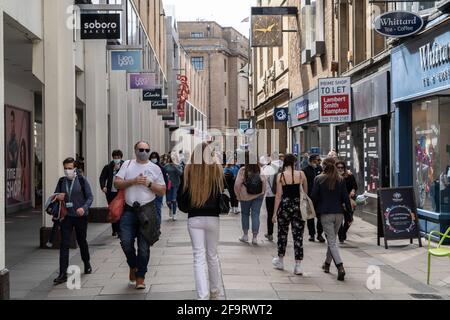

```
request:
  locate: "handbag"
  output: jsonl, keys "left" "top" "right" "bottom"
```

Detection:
{"left": 299, "top": 182, "right": 316, "bottom": 222}
{"left": 219, "top": 191, "right": 230, "bottom": 215}
{"left": 108, "top": 189, "right": 126, "bottom": 223}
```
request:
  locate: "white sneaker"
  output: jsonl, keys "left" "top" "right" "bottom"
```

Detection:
{"left": 210, "top": 290, "right": 221, "bottom": 300}
{"left": 272, "top": 257, "right": 284, "bottom": 270}
{"left": 169, "top": 212, "right": 173, "bottom": 219}
{"left": 172, "top": 215, "right": 177, "bottom": 221}
{"left": 46, "top": 242, "right": 53, "bottom": 248}
{"left": 239, "top": 235, "right": 249, "bottom": 243}
{"left": 252, "top": 237, "right": 258, "bottom": 246}
{"left": 294, "top": 263, "right": 303, "bottom": 275}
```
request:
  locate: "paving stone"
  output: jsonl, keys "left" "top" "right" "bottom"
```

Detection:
{"left": 225, "top": 289, "right": 279, "bottom": 300}
{"left": 99, "top": 283, "right": 150, "bottom": 295}
{"left": 146, "top": 291, "right": 198, "bottom": 300}
{"left": 150, "top": 283, "right": 196, "bottom": 293}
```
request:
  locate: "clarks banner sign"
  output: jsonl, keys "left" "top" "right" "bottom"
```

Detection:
{"left": 373, "top": 11, "right": 423, "bottom": 38}
{"left": 80, "top": 14, "right": 121, "bottom": 40}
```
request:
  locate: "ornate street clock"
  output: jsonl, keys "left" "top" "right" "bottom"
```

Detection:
{"left": 251, "top": 15, "right": 283, "bottom": 47}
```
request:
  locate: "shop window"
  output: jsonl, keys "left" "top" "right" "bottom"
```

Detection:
{"left": 412, "top": 97, "right": 450, "bottom": 214}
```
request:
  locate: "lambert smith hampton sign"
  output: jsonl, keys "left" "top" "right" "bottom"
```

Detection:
{"left": 373, "top": 11, "right": 423, "bottom": 38}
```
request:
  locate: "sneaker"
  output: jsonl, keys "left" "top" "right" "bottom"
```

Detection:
{"left": 294, "top": 263, "right": 303, "bottom": 275}
{"left": 308, "top": 237, "right": 315, "bottom": 242}
{"left": 84, "top": 263, "right": 92, "bottom": 275}
{"left": 337, "top": 265, "right": 346, "bottom": 281}
{"left": 239, "top": 235, "right": 249, "bottom": 243}
{"left": 317, "top": 235, "right": 326, "bottom": 243}
{"left": 252, "top": 237, "right": 258, "bottom": 246}
{"left": 234, "top": 208, "right": 240, "bottom": 214}
{"left": 169, "top": 211, "right": 173, "bottom": 219}
{"left": 322, "top": 263, "right": 331, "bottom": 274}
{"left": 172, "top": 215, "right": 177, "bottom": 221}
{"left": 264, "top": 234, "right": 274, "bottom": 242}
{"left": 129, "top": 268, "right": 137, "bottom": 285}
{"left": 210, "top": 290, "right": 221, "bottom": 300}
{"left": 136, "top": 278, "right": 146, "bottom": 290}
{"left": 272, "top": 257, "right": 284, "bottom": 270}
{"left": 46, "top": 242, "right": 53, "bottom": 248}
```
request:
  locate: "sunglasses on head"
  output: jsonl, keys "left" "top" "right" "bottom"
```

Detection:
{"left": 138, "top": 149, "right": 150, "bottom": 153}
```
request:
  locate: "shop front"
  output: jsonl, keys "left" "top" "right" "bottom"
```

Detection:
{"left": 289, "top": 88, "right": 331, "bottom": 159}
{"left": 391, "top": 19, "right": 450, "bottom": 240}
{"left": 336, "top": 69, "right": 391, "bottom": 224}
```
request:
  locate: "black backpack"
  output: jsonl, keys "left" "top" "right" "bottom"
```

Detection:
{"left": 244, "top": 172, "right": 263, "bottom": 195}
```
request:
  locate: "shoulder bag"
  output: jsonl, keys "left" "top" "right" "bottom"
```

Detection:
{"left": 299, "top": 176, "right": 316, "bottom": 222}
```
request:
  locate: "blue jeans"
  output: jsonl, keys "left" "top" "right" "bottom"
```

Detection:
{"left": 155, "top": 196, "right": 163, "bottom": 227}
{"left": 167, "top": 185, "right": 179, "bottom": 216}
{"left": 119, "top": 210, "right": 151, "bottom": 279}
{"left": 240, "top": 196, "right": 264, "bottom": 234}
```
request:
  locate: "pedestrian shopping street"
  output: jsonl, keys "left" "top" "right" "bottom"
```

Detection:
{"left": 7, "top": 206, "right": 450, "bottom": 301}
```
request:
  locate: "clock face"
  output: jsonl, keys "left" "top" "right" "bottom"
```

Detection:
{"left": 251, "top": 15, "right": 283, "bottom": 47}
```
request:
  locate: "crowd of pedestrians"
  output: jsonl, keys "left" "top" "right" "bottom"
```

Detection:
{"left": 45, "top": 140, "right": 357, "bottom": 299}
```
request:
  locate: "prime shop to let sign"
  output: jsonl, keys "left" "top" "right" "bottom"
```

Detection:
{"left": 319, "top": 77, "right": 352, "bottom": 124}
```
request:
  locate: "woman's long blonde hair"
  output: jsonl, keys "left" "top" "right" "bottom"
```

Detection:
{"left": 183, "top": 142, "right": 224, "bottom": 208}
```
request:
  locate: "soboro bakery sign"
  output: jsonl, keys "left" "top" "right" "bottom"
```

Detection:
{"left": 81, "top": 13, "right": 121, "bottom": 40}
{"left": 373, "top": 11, "right": 423, "bottom": 38}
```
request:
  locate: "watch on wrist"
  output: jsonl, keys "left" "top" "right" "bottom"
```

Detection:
{"left": 148, "top": 181, "right": 153, "bottom": 189}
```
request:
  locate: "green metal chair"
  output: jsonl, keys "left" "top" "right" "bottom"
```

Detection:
{"left": 427, "top": 227, "right": 450, "bottom": 285}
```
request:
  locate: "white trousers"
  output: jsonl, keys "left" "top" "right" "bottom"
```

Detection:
{"left": 188, "top": 216, "right": 221, "bottom": 300}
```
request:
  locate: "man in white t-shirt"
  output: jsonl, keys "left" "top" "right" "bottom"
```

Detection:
{"left": 114, "top": 141, "right": 166, "bottom": 290}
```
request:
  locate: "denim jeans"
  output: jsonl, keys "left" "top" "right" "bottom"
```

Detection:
{"left": 119, "top": 210, "right": 151, "bottom": 279}
{"left": 155, "top": 196, "right": 163, "bottom": 227}
{"left": 240, "top": 196, "right": 264, "bottom": 234}
{"left": 167, "top": 185, "right": 179, "bottom": 216}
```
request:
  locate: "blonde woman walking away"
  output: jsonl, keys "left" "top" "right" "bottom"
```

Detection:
{"left": 177, "top": 142, "right": 225, "bottom": 300}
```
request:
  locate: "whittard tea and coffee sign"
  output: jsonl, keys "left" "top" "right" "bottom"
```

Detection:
{"left": 373, "top": 11, "right": 423, "bottom": 38}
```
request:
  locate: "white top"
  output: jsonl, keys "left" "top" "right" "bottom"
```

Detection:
{"left": 116, "top": 160, "right": 166, "bottom": 206}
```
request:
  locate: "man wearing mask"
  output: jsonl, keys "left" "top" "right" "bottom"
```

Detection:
{"left": 100, "top": 150, "right": 125, "bottom": 237}
{"left": 302, "top": 154, "right": 325, "bottom": 243}
{"left": 53, "top": 157, "right": 94, "bottom": 285}
{"left": 114, "top": 141, "right": 166, "bottom": 290}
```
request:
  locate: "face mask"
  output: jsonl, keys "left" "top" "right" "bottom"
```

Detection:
{"left": 113, "top": 159, "right": 121, "bottom": 165}
{"left": 151, "top": 159, "right": 158, "bottom": 164}
{"left": 136, "top": 151, "right": 150, "bottom": 162}
{"left": 64, "top": 169, "right": 76, "bottom": 180}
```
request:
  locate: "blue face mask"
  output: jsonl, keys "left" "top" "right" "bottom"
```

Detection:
{"left": 113, "top": 159, "right": 121, "bottom": 165}
{"left": 151, "top": 159, "right": 158, "bottom": 164}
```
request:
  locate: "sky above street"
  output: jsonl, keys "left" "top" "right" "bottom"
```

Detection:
{"left": 163, "top": 0, "right": 256, "bottom": 37}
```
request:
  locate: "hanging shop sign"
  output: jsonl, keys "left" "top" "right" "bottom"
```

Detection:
{"left": 377, "top": 187, "right": 423, "bottom": 249}
{"left": 239, "top": 119, "right": 250, "bottom": 132}
{"left": 373, "top": 11, "right": 424, "bottom": 38}
{"left": 80, "top": 13, "right": 121, "bottom": 40}
{"left": 143, "top": 88, "right": 163, "bottom": 101}
{"left": 319, "top": 77, "right": 352, "bottom": 124}
{"left": 129, "top": 73, "right": 156, "bottom": 90}
{"left": 177, "top": 74, "right": 190, "bottom": 118}
{"left": 274, "top": 107, "right": 289, "bottom": 122}
{"left": 151, "top": 99, "right": 168, "bottom": 110}
{"left": 111, "top": 51, "right": 141, "bottom": 71}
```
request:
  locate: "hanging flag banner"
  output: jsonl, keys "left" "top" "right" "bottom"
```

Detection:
{"left": 111, "top": 51, "right": 142, "bottom": 71}
{"left": 319, "top": 77, "right": 352, "bottom": 124}
{"left": 80, "top": 13, "right": 121, "bottom": 40}
{"left": 143, "top": 88, "right": 163, "bottom": 101}
{"left": 177, "top": 74, "right": 190, "bottom": 118}
{"left": 129, "top": 73, "right": 156, "bottom": 90}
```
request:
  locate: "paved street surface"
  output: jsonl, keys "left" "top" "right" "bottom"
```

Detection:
{"left": 7, "top": 206, "right": 450, "bottom": 300}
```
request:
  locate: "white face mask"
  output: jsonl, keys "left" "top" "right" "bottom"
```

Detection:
{"left": 64, "top": 169, "right": 76, "bottom": 180}
{"left": 151, "top": 159, "right": 158, "bottom": 164}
